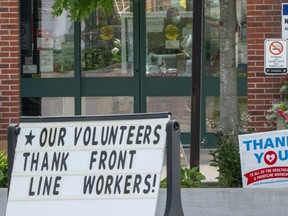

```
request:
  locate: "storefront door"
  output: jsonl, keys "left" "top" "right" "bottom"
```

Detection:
{"left": 20, "top": 0, "right": 247, "bottom": 148}
{"left": 20, "top": 0, "right": 193, "bottom": 145}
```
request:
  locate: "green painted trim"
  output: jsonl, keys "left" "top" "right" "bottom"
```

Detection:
{"left": 203, "top": 77, "right": 247, "bottom": 95}
{"left": 74, "top": 22, "right": 81, "bottom": 115}
{"left": 20, "top": 79, "right": 78, "bottom": 97}
{"left": 139, "top": 0, "right": 147, "bottom": 113}
{"left": 144, "top": 78, "right": 191, "bottom": 95}
{"left": 81, "top": 78, "right": 139, "bottom": 96}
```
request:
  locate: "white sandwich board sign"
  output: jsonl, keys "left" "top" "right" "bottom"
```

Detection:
{"left": 239, "top": 130, "right": 288, "bottom": 188}
{"left": 6, "top": 113, "right": 170, "bottom": 216}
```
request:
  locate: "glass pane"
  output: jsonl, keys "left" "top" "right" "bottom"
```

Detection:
{"left": 21, "top": 1, "right": 74, "bottom": 78}
{"left": 21, "top": 97, "right": 74, "bottom": 116}
{"left": 81, "top": 97, "right": 133, "bottom": 115}
{"left": 21, "top": 97, "right": 41, "bottom": 116}
{"left": 204, "top": 0, "right": 247, "bottom": 77}
{"left": 41, "top": 97, "right": 75, "bottom": 116}
{"left": 81, "top": 2, "right": 133, "bottom": 77}
{"left": 147, "top": 96, "right": 191, "bottom": 132}
{"left": 146, "top": 1, "right": 193, "bottom": 77}
{"left": 206, "top": 96, "right": 247, "bottom": 132}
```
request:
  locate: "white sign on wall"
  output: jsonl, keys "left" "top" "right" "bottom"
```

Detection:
{"left": 239, "top": 130, "right": 288, "bottom": 188}
{"left": 264, "top": 39, "right": 288, "bottom": 75}
{"left": 6, "top": 115, "right": 170, "bottom": 216}
{"left": 282, "top": 3, "right": 288, "bottom": 39}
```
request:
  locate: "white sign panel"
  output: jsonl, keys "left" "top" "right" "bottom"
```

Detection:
{"left": 264, "top": 39, "right": 288, "bottom": 75}
{"left": 282, "top": 3, "right": 288, "bottom": 39}
{"left": 6, "top": 116, "right": 170, "bottom": 216}
{"left": 22, "top": 65, "right": 37, "bottom": 74}
{"left": 239, "top": 130, "right": 288, "bottom": 188}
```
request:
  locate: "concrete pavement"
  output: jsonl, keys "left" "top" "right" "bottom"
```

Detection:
{"left": 161, "top": 148, "right": 219, "bottom": 182}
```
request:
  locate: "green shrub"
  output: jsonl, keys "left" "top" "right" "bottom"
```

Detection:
{"left": 207, "top": 113, "right": 251, "bottom": 187}
{"left": 210, "top": 134, "right": 242, "bottom": 187}
{"left": 160, "top": 167, "right": 206, "bottom": 188}
{"left": 0, "top": 151, "right": 8, "bottom": 187}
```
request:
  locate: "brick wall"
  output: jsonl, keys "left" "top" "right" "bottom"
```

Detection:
{"left": 247, "top": 0, "right": 287, "bottom": 131}
{"left": 0, "top": 0, "right": 20, "bottom": 151}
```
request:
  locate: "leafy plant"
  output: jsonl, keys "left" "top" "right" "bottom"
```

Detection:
{"left": 160, "top": 167, "right": 206, "bottom": 188}
{"left": 0, "top": 151, "right": 8, "bottom": 187}
{"left": 52, "top": 0, "right": 113, "bottom": 21}
{"left": 207, "top": 113, "right": 251, "bottom": 187}
{"left": 180, "top": 167, "right": 206, "bottom": 188}
{"left": 82, "top": 47, "right": 113, "bottom": 71}
{"left": 210, "top": 136, "right": 242, "bottom": 187}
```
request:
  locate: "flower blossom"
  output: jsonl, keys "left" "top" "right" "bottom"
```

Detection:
{"left": 278, "top": 109, "right": 285, "bottom": 116}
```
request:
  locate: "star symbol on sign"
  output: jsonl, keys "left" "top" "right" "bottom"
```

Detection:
{"left": 25, "top": 130, "right": 35, "bottom": 146}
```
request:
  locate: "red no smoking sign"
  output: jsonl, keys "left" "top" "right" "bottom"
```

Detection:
{"left": 265, "top": 39, "right": 288, "bottom": 75}
{"left": 269, "top": 41, "right": 284, "bottom": 55}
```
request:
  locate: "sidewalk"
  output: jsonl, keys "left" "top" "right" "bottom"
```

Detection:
{"left": 187, "top": 148, "right": 219, "bottom": 182}
{"left": 161, "top": 148, "right": 219, "bottom": 182}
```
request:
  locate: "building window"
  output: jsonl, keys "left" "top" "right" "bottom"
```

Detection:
{"left": 21, "top": 1, "right": 74, "bottom": 78}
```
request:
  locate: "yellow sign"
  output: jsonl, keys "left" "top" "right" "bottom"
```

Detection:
{"left": 180, "top": 0, "right": 186, "bottom": 8}
{"left": 100, "top": 25, "right": 113, "bottom": 40}
{"left": 165, "top": 24, "right": 179, "bottom": 40}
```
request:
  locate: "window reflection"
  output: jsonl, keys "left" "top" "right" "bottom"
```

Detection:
{"left": 204, "top": 0, "right": 247, "bottom": 77}
{"left": 206, "top": 96, "right": 247, "bottom": 133}
{"left": 41, "top": 97, "right": 74, "bottom": 116}
{"left": 21, "top": 97, "right": 74, "bottom": 116}
{"left": 21, "top": 1, "right": 74, "bottom": 78}
{"left": 81, "top": 3, "right": 133, "bottom": 77}
{"left": 146, "top": 2, "right": 193, "bottom": 77}
{"left": 81, "top": 97, "right": 133, "bottom": 115}
{"left": 147, "top": 96, "right": 191, "bottom": 132}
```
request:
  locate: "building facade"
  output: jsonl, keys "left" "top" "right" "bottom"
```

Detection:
{"left": 0, "top": 0, "right": 286, "bottom": 150}
{"left": 247, "top": 0, "right": 286, "bottom": 130}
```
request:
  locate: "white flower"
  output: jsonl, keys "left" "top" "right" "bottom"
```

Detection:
{"left": 111, "top": 47, "right": 120, "bottom": 55}
{"left": 113, "top": 38, "right": 121, "bottom": 47}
